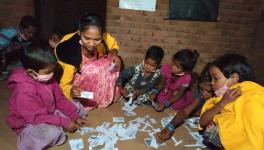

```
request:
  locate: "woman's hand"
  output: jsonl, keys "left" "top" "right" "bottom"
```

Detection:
{"left": 71, "top": 86, "right": 81, "bottom": 98}
{"left": 109, "top": 49, "right": 121, "bottom": 70}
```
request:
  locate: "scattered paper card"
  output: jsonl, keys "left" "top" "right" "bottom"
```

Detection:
{"left": 113, "top": 117, "right": 125, "bottom": 123}
{"left": 69, "top": 138, "right": 84, "bottom": 150}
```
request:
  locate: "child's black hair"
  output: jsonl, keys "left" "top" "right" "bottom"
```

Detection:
{"left": 198, "top": 63, "right": 212, "bottom": 84}
{"left": 212, "top": 53, "right": 255, "bottom": 82}
{"left": 21, "top": 45, "right": 57, "bottom": 72}
{"left": 145, "top": 45, "right": 164, "bottom": 64}
{"left": 78, "top": 13, "right": 109, "bottom": 55}
{"left": 19, "top": 16, "right": 39, "bottom": 29}
{"left": 173, "top": 49, "right": 200, "bottom": 72}
{"left": 51, "top": 28, "right": 66, "bottom": 40}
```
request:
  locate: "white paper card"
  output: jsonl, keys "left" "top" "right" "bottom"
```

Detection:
{"left": 80, "top": 91, "right": 93, "bottom": 99}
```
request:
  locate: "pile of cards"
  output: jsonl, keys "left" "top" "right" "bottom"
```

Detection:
{"left": 184, "top": 132, "right": 206, "bottom": 148}
{"left": 160, "top": 116, "right": 174, "bottom": 127}
{"left": 185, "top": 117, "right": 200, "bottom": 129}
{"left": 122, "top": 97, "right": 137, "bottom": 116}
{"left": 69, "top": 139, "right": 84, "bottom": 150}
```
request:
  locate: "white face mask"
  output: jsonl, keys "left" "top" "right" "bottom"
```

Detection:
{"left": 175, "top": 72, "right": 185, "bottom": 76}
{"left": 32, "top": 72, "right": 54, "bottom": 82}
{"left": 214, "top": 78, "right": 230, "bottom": 97}
{"left": 19, "top": 31, "right": 28, "bottom": 41}
{"left": 49, "top": 40, "right": 57, "bottom": 48}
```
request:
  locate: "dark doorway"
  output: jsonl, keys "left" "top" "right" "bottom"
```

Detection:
{"left": 34, "top": 0, "right": 107, "bottom": 39}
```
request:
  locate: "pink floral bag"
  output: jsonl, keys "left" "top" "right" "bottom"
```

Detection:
{"left": 73, "top": 57, "right": 120, "bottom": 110}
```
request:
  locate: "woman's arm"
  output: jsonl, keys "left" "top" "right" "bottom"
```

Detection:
{"left": 57, "top": 60, "right": 76, "bottom": 100}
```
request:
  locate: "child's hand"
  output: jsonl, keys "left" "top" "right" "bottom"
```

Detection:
{"left": 71, "top": 86, "right": 81, "bottom": 98}
{"left": 154, "top": 103, "right": 165, "bottom": 112}
{"left": 75, "top": 118, "right": 90, "bottom": 127}
{"left": 149, "top": 93, "right": 157, "bottom": 101}
{"left": 133, "top": 90, "right": 142, "bottom": 99}
{"left": 220, "top": 87, "right": 241, "bottom": 106}
{"left": 120, "top": 88, "right": 129, "bottom": 97}
{"left": 155, "top": 127, "right": 174, "bottom": 144}
{"left": 66, "top": 121, "right": 80, "bottom": 133}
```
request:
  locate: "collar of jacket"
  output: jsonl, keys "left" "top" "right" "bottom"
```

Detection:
{"left": 56, "top": 33, "right": 82, "bottom": 73}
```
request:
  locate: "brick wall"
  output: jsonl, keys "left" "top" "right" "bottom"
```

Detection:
{"left": 249, "top": 3, "right": 264, "bottom": 84}
{"left": 0, "top": 0, "right": 263, "bottom": 83}
{"left": 0, "top": 0, "right": 34, "bottom": 27}
{"left": 106, "top": 0, "right": 263, "bottom": 76}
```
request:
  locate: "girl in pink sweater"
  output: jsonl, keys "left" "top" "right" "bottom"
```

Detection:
{"left": 6, "top": 45, "right": 88, "bottom": 150}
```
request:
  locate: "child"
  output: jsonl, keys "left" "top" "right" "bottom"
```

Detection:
{"left": 6, "top": 45, "right": 88, "bottom": 150}
{"left": 116, "top": 45, "right": 164, "bottom": 105}
{"left": 155, "top": 49, "right": 199, "bottom": 111}
{"left": 200, "top": 54, "right": 264, "bottom": 150}
{"left": 48, "top": 28, "right": 65, "bottom": 49}
{"left": 0, "top": 16, "right": 38, "bottom": 80}
{"left": 156, "top": 63, "right": 214, "bottom": 143}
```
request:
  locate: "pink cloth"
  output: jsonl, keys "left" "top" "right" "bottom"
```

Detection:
{"left": 157, "top": 64, "right": 194, "bottom": 110}
{"left": 6, "top": 68, "right": 80, "bottom": 135}
{"left": 73, "top": 56, "right": 120, "bottom": 110}
{"left": 17, "top": 100, "right": 87, "bottom": 150}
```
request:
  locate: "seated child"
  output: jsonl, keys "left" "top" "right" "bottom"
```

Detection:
{"left": 116, "top": 45, "right": 164, "bottom": 105}
{"left": 48, "top": 28, "right": 65, "bottom": 49}
{"left": 156, "top": 63, "right": 213, "bottom": 143}
{"left": 155, "top": 49, "right": 199, "bottom": 111}
{"left": 200, "top": 53, "right": 264, "bottom": 149}
{"left": 0, "top": 16, "right": 38, "bottom": 80}
{"left": 6, "top": 45, "right": 88, "bottom": 150}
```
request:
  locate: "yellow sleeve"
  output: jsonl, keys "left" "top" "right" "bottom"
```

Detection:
{"left": 60, "top": 32, "right": 77, "bottom": 42}
{"left": 54, "top": 32, "right": 77, "bottom": 100}
{"left": 97, "top": 32, "right": 119, "bottom": 57}
{"left": 57, "top": 60, "right": 75, "bottom": 100}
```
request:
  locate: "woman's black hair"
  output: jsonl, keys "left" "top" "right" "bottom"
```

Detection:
{"left": 212, "top": 53, "right": 255, "bottom": 82}
{"left": 19, "top": 16, "right": 39, "bottom": 29}
{"left": 173, "top": 49, "right": 200, "bottom": 72}
{"left": 21, "top": 45, "right": 57, "bottom": 72}
{"left": 145, "top": 45, "right": 164, "bottom": 64}
{"left": 78, "top": 13, "right": 109, "bottom": 55}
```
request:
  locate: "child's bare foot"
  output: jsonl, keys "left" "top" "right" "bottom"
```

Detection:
{"left": 155, "top": 127, "right": 174, "bottom": 143}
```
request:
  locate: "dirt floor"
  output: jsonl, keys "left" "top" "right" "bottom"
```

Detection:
{"left": 0, "top": 80, "right": 205, "bottom": 150}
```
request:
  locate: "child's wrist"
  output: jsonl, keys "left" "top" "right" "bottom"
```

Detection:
{"left": 166, "top": 123, "right": 175, "bottom": 132}
{"left": 164, "top": 101, "right": 171, "bottom": 108}
{"left": 150, "top": 87, "right": 160, "bottom": 94}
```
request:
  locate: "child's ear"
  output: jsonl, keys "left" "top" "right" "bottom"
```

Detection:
{"left": 230, "top": 73, "right": 239, "bottom": 83}
{"left": 26, "top": 69, "right": 37, "bottom": 77}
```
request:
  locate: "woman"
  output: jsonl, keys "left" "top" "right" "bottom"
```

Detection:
{"left": 55, "top": 14, "right": 121, "bottom": 110}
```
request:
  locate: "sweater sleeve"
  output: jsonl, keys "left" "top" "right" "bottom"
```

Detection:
{"left": 15, "top": 92, "right": 72, "bottom": 129}
{"left": 53, "top": 82, "right": 79, "bottom": 121}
